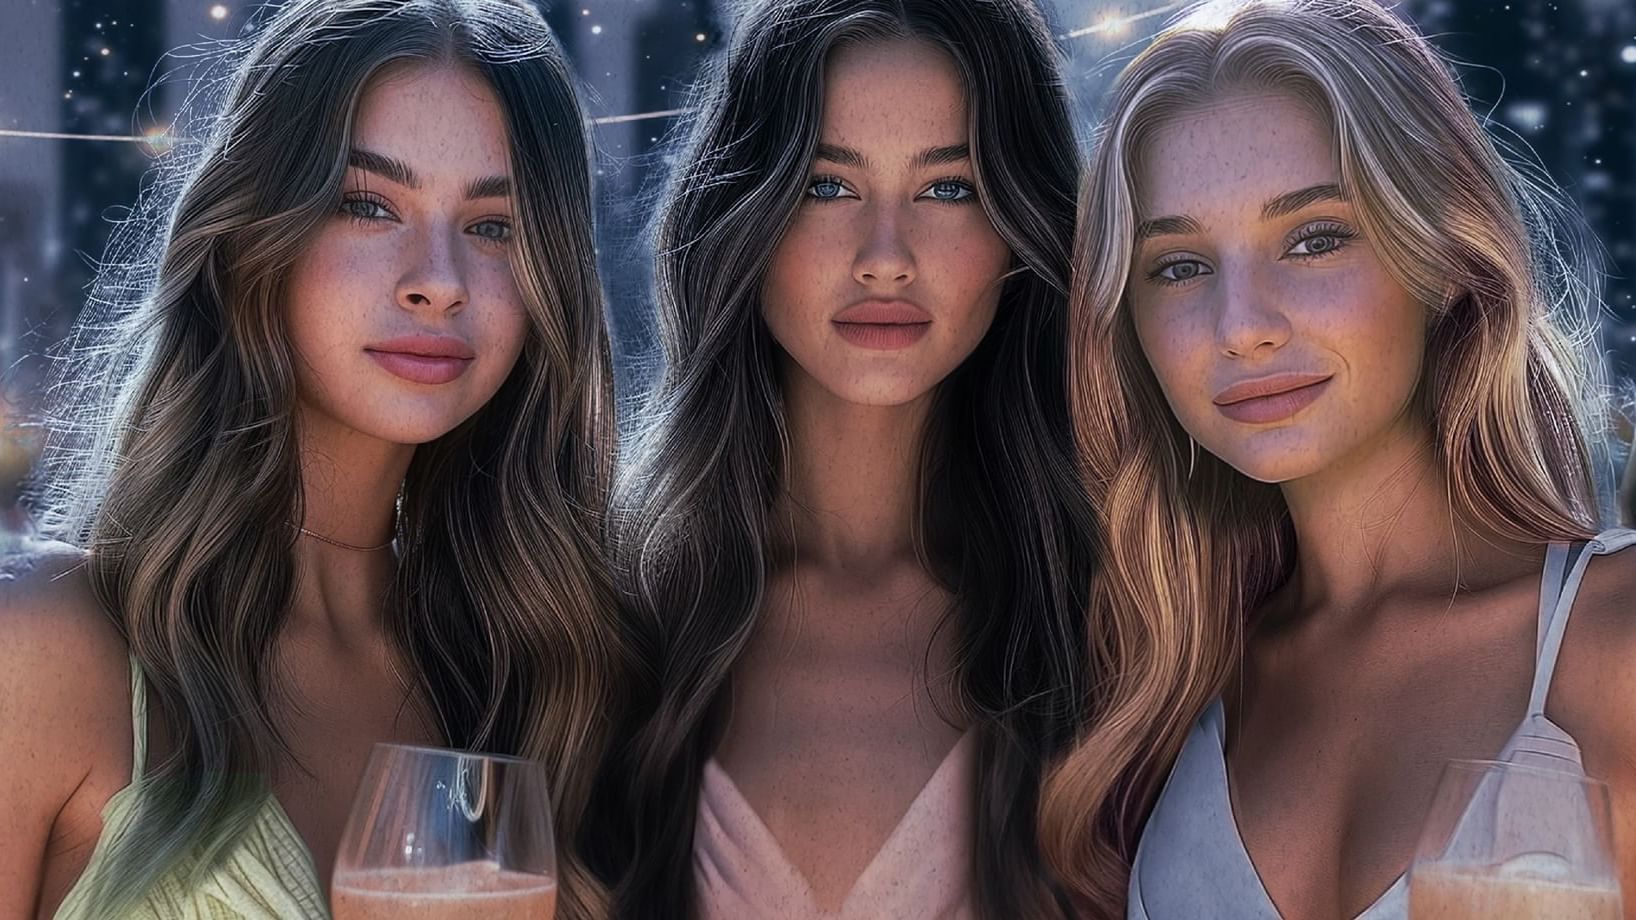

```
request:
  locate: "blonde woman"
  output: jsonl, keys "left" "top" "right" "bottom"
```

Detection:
{"left": 1040, "top": 1, "right": 1636, "bottom": 917}
{"left": 0, "top": 1, "right": 623, "bottom": 918}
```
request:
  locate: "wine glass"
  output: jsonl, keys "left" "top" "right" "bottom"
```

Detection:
{"left": 331, "top": 744, "right": 558, "bottom": 920}
{"left": 1408, "top": 758, "right": 1621, "bottom": 919}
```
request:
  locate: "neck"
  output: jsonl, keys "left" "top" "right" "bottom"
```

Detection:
{"left": 1277, "top": 412, "right": 1527, "bottom": 612}
{"left": 775, "top": 365, "right": 931, "bottom": 574}
{"left": 288, "top": 408, "right": 412, "bottom": 645}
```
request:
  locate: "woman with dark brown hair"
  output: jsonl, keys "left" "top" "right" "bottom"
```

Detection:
{"left": 599, "top": 0, "right": 1095, "bottom": 916}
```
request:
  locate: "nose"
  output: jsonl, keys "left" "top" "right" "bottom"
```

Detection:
{"left": 396, "top": 225, "right": 469, "bottom": 315}
{"left": 1215, "top": 262, "right": 1290, "bottom": 359}
{"left": 852, "top": 203, "right": 916, "bottom": 287}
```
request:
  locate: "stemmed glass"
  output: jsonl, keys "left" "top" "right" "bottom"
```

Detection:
{"left": 330, "top": 744, "right": 558, "bottom": 920}
{"left": 1407, "top": 759, "right": 1621, "bottom": 919}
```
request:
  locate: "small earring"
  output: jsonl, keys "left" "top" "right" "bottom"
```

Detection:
{"left": 1188, "top": 436, "right": 1198, "bottom": 480}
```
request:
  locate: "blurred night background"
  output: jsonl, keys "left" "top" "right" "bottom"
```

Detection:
{"left": 0, "top": 0, "right": 1633, "bottom": 524}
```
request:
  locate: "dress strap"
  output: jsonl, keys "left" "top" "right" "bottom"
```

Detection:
{"left": 126, "top": 653, "right": 148, "bottom": 782}
{"left": 1527, "top": 528, "right": 1636, "bottom": 716}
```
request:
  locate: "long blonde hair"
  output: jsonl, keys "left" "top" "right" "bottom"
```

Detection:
{"left": 30, "top": 1, "right": 622, "bottom": 916}
{"left": 1039, "top": 0, "right": 1607, "bottom": 913}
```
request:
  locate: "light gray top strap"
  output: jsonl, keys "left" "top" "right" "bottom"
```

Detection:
{"left": 1527, "top": 528, "right": 1636, "bottom": 716}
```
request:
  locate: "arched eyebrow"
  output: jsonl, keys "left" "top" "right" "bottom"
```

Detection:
{"left": 1136, "top": 183, "right": 1347, "bottom": 241}
{"left": 815, "top": 143, "right": 870, "bottom": 170}
{"left": 911, "top": 143, "right": 970, "bottom": 171}
{"left": 463, "top": 176, "right": 512, "bottom": 200}
{"left": 349, "top": 148, "right": 418, "bottom": 188}
{"left": 813, "top": 142, "right": 971, "bottom": 173}
{"left": 1262, "top": 183, "right": 1345, "bottom": 220}
{"left": 1136, "top": 215, "right": 1203, "bottom": 241}
{"left": 350, "top": 147, "right": 509, "bottom": 201}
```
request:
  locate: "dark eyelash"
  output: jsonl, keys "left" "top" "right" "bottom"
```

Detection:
{"left": 806, "top": 174, "right": 849, "bottom": 202}
{"left": 925, "top": 175, "right": 977, "bottom": 202}
{"left": 340, "top": 191, "right": 394, "bottom": 224}
{"left": 468, "top": 218, "right": 514, "bottom": 247}
{"left": 1287, "top": 221, "right": 1357, "bottom": 255}
{"left": 1144, "top": 254, "right": 1211, "bottom": 287}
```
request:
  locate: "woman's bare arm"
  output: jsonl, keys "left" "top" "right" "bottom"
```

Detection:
{"left": 0, "top": 546, "right": 132, "bottom": 920}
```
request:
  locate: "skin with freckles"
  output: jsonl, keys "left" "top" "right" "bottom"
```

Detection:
{"left": 760, "top": 39, "right": 1011, "bottom": 408}
{"left": 287, "top": 62, "right": 529, "bottom": 452}
{"left": 714, "top": 38, "right": 1009, "bottom": 909}
{"left": 1130, "top": 91, "right": 1427, "bottom": 488}
{"left": 1128, "top": 89, "right": 1636, "bottom": 920}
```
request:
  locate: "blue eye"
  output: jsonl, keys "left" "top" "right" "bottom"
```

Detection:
{"left": 1148, "top": 259, "right": 1213, "bottom": 286}
{"left": 468, "top": 219, "right": 513, "bottom": 244}
{"left": 922, "top": 179, "right": 975, "bottom": 202}
{"left": 1285, "top": 221, "right": 1356, "bottom": 259}
{"left": 1287, "top": 233, "right": 1346, "bottom": 256}
{"left": 807, "top": 176, "right": 854, "bottom": 201}
{"left": 340, "top": 195, "right": 394, "bottom": 221}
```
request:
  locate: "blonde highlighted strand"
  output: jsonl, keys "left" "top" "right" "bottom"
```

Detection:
{"left": 1039, "top": 1, "right": 1606, "bottom": 915}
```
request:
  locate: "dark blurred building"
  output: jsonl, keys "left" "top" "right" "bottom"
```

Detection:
{"left": 57, "top": 0, "right": 165, "bottom": 348}
{"left": 1409, "top": 0, "right": 1636, "bottom": 379}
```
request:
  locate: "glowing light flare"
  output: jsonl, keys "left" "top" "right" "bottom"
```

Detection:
{"left": 1061, "top": 2, "right": 1192, "bottom": 41}
{"left": 209, "top": 4, "right": 229, "bottom": 20}
{"left": 1096, "top": 12, "right": 1130, "bottom": 38}
{"left": 139, "top": 124, "right": 178, "bottom": 157}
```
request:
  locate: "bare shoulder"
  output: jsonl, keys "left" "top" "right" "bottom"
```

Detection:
{"left": 0, "top": 540, "right": 134, "bottom": 912}
{"left": 1552, "top": 536, "right": 1636, "bottom": 761}
{"left": 0, "top": 537, "right": 131, "bottom": 749}
{"left": 0, "top": 539, "right": 127, "bottom": 682}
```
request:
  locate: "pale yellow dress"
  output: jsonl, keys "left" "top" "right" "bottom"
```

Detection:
{"left": 53, "top": 657, "right": 328, "bottom": 919}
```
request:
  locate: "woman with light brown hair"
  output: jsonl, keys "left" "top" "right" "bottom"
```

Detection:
{"left": 1041, "top": 1, "right": 1636, "bottom": 917}
{"left": 0, "top": 1, "right": 624, "bottom": 917}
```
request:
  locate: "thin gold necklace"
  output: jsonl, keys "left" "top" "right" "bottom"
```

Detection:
{"left": 288, "top": 523, "right": 394, "bottom": 552}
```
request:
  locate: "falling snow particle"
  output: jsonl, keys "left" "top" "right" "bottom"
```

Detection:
{"left": 1505, "top": 101, "right": 1548, "bottom": 131}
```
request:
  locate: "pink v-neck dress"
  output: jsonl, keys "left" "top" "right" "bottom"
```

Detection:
{"left": 694, "top": 731, "right": 979, "bottom": 919}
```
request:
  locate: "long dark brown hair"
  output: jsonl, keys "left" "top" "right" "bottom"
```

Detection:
{"left": 30, "top": 1, "right": 623, "bottom": 916}
{"left": 597, "top": 0, "right": 1095, "bottom": 916}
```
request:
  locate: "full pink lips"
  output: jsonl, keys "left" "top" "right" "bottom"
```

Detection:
{"left": 1212, "top": 373, "right": 1333, "bottom": 424}
{"left": 364, "top": 334, "right": 475, "bottom": 385}
{"left": 832, "top": 299, "right": 932, "bottom": 351}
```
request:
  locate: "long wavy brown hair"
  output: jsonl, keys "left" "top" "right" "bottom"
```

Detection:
{"left": 29, "top": 1, "right": 623, "bottom": 916}
{"left": 1038, "top": 0, "right": 1608, "bottom": 914}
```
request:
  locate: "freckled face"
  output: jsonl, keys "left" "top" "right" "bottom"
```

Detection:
{"left": 283, "top": 63, "right": 529, "bottom": 447}
{"left": 1127, "top": 91, "right": 1427, "bottom": 484}
{"left": 760, "top": 38, "right": 1012, "bottom": 407}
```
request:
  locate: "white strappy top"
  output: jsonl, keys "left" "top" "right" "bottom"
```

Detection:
{"left": 1128, "top": 528, "right": 1636, "bottom": 920}
{"left": 693, "top": 730, "right": 978, "bottom": 919}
